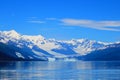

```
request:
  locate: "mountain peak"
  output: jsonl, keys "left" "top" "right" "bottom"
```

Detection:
{"left": 9, "top": 30, "right": 16, "bottom": 32}
{"left": 3, "top": 30, "right": 20, "bottom": 38}
{"left": 0, "top": 30, "right": 119, "bottom": 60}
{"left": 22, "top": 35, "right": 45, "bottom": 42}
{"left": 3, "top": 29, "right": 18, "bottom": 34}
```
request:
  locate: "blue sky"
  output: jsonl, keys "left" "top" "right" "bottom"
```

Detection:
{"left": 0, "top": 0, "right": 120, "bottom": 42}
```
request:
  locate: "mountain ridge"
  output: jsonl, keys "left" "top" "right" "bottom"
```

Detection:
{"left": 0, "top": 30, "right": 120, "bottom": 61}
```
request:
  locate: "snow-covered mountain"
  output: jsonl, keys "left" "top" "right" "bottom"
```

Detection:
{"left": 0, "top": 30, "right": 119, "bottom": 61}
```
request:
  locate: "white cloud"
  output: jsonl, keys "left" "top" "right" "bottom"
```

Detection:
{"left": 45, "top": 18, "right": 57, "bottom": 20}
{"left": 28, "top": 20, "right": 45, "bottom": 24}
{"left": 60, "top": 19, "right": 120, "bottom": 31}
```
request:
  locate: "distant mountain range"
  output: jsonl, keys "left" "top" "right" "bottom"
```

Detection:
{"left": 0, "top": 30, "right": 120, "bottom": 61}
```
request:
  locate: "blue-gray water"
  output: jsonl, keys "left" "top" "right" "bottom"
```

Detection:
{"left": 0, "top": 61, "right": 120, "bottom": 80}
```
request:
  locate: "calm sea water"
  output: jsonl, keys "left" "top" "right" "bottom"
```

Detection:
{"left": 0, "top": 61, "right": 120, "bottom": 80}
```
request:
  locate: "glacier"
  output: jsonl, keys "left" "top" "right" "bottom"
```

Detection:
{"left": 0, "top": 30, "right": 120, "bottom": 61}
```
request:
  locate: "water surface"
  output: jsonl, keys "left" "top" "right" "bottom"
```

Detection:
{"left": 0, "top": 61, "right": 120, "bottom": 80}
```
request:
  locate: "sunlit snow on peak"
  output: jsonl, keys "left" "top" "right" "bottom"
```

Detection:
{"left": 3, "top": 30, "right": 20, "bottom": 39}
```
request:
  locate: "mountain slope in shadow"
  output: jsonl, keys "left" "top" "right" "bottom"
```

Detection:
{"left": 0, "top": 42, "right": 48, "bottom": 61}
{"left": 80, "top": 43, "right": 120, "bottom": 61}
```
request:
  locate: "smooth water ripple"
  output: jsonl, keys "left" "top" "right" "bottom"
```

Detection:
{"left": 0, "top": 61, "right": 120, "bottom": 80}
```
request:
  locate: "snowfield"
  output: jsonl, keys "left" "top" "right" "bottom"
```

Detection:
{"left": 0, "top": 30, "right": 119, "bottom": 61}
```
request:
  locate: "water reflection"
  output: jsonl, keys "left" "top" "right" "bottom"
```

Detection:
{"left": 0, "top": 61, "right": 120, "bottom": 80}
